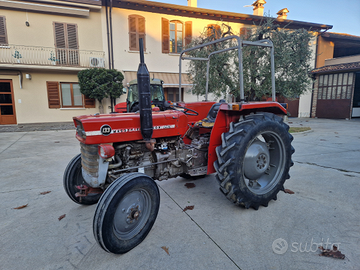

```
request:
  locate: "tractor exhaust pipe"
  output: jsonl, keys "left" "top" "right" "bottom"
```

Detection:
{"left": 137, "top": 38, "right": 153, "bottom": 144}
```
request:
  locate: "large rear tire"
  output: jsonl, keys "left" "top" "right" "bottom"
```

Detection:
{"left": 93, "top": 173, "right": 160, "bottom": 254}
{"left": 214, "top": 113, "right": 294, "bottom": 210}
{"left": 63, "top": 154, "right": 101, "bottom": 205}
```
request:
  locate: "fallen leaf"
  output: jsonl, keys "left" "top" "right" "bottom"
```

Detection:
{"left": 184, "top": 183, "right": 196, "bottom": 189}
{"left": 284, "top": 189, "right": 294, "bottom": 194}
{"left": 288, "top": 122, "right": 293, "bottom": 124}
{"left": 320, "top": 139, "right": 326, "bottom": 141}
{"left": 14, "top": 204, "right": 28, "bottom": 209}
{"left": 40, "top": 191, "right": 51, "bottom": 195}
{"left": 161, "top": 246, "right": 170, "bottom": 256}
{"left": 58, "top": 214, "right": 66, "bottom": 221}
{"left": 319, "top": 245, "right": 345, "bottom": 259}
{"left": 334, "top": 132, "right": 338, "bottom": 134}
{"left": 54, "top": 141, "right": 60, "bottom": 143}
{"left": 183, "top": 205, "right": 195, "bottom": 212}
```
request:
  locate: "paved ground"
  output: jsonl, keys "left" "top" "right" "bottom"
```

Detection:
{"left": 0, "top": 117, "right": 359, "bottom": 270}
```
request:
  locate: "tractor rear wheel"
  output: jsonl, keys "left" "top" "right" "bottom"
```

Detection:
{"left": 63, "top": 154, "right": 101, "bottom": 205}
{"left": 93, "top": 173, "right": 160, "bottom": 254}
{"left": 214, "top": 113, "right": 294, "bottom": 210}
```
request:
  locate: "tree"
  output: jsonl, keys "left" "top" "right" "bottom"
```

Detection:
{"left": 186, "top": 23, "right": 236, "bottom": 98}
{"left": 78, "top": 68, "right": 124, "bottom": 112}
{"left": 186, "top": 18, "right": 314, "bottom": 101}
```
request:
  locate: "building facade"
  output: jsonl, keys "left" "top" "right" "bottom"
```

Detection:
{"left": 0, "top": 0, "right": 332, "bottom": 125}
{"left": 310, "top": 32, "right": 360, "bottom": 119}
{"left": 0, "top": 0, "right": 103, "bottom": 125}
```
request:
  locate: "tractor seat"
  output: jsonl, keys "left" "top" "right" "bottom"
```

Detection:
{"left": 195, "top": 99, "right": 226, "bottom": 128}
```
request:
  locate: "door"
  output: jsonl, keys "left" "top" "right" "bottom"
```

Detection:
{"left": 316, "top": 73, "right": 354, "bottom": 119}
{"left": 352, "top": 72, "right": 360, "bottom": 117}
{"left": 0, "top": 80, "right": 17, "bottom": 125}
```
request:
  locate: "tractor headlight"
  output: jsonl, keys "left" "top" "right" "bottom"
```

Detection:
{"left": 98, "top": 144, "right": 115, "bottom": 159}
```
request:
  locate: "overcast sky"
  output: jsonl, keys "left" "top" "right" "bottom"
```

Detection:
{"left": 151, "top": 0, "right": 360, "bottom": 36}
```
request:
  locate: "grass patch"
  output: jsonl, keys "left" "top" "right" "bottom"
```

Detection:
{"left": 289, "top": 127, "right": 311, "bottom": 133}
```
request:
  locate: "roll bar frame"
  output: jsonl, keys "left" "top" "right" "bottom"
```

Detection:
{"left": 179, "top": 35, "right": 275, "bottom": 103}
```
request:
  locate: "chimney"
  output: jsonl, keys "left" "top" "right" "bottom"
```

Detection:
{"left": 187, "top": 0, "right": 197, "bottom": 8}
{"left": 252, "top": 0, "right": 266, "bottom": 16}
{"left": 277, "top": 8, "right": 289, "bottom": 20}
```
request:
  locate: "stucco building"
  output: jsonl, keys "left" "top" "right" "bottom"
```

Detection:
{"left": 0, "top": 0, "right": 332, "bottom": 125}
{"left": 310, "top": 32, "right": 360, "bottom": 119}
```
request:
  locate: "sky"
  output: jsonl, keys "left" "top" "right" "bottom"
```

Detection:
{"left": 151, "top": 0, "right": 360, "bottom": 36}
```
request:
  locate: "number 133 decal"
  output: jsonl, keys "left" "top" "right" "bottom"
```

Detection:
{"left": 100, "top": 124, "right": 112, "bottom": 136}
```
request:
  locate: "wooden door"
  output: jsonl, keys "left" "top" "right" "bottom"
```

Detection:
{"left": 0, "top": 80, "right": 17, "bottom": 125}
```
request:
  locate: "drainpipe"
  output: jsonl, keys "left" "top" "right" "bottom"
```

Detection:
{"left": 310, "top": 32, "right": 320, "bottom": 118}
{"left": 109, "top": 0, "right": 115, "bottom": 112}
{"left": 105, "top": 0, "right": 111, "bottom": 70}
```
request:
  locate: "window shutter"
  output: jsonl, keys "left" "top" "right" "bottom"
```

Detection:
{"left": 162, "top": 18, "right": 169, "bottom": 53}
{"left": 84, "top": 95, "right": 96, "bottom": 108}
{"left": 54, "top": 22, "right": 66, "bottom": 48}
{"left": 185, "top": 21, "right": 192, "bottom": 46}
{"left": 240, "top": 27, "right": 251, "bottom": 38}
{"left": 46, "top": 81, "right": 61, "bottom": 108}
{"left": 138, "top": 16, "right": 146, "bottom": 51}
{"left": 129, "top": 15, "right": 138, "bottom": 51}
{"left": 207, "top": 24, "right": 221, "bottom": 39}
{"left": 67, "top": 24, "right": 78, "bottom": 49}
{"left": 0, "top": 16, "right": 7, "bottom": 45}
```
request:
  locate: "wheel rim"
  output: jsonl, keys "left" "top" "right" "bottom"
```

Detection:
{"left": 243, "top": 131, "right": 286, "bottom": 195}
{"left": 113, "top": 189, "right": 152, "bottom": 240}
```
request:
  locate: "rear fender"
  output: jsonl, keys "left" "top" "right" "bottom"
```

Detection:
{"left": 207, "top": 102, "right": 287, "bottom": 174}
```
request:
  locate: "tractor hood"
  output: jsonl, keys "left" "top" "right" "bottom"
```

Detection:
{"left": 73, "top": 110, "right": 189, "bottom": 145}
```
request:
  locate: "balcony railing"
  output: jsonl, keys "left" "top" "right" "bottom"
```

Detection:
{"left": 0, "top": 44, "right": 106, "bottom": 68}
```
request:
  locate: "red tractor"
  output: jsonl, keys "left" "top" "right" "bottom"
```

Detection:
{"left": 114, "top": 78, "right": 167, "bottom": 113}
{"left": 64, "top": 37, "right": 294, "bottom": 254}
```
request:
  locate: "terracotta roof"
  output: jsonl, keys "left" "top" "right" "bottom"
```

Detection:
{"left": 112, "top": 0, "right": 332, "bottom": 31}
{"left": 311, "top": 61, "right": 360, "bottom": 74}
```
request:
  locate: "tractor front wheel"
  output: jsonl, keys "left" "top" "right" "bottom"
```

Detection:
{"left": 93, "top": 173, "right": 160, "bottom": 254}
{"left": 63, "top": 154, "right": 101, "bottom": 205}
{"left": 214, "top": 113, "right": 294, "bottom": 210}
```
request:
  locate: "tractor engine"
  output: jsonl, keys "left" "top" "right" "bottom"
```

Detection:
{"left": 89, "top": 133, "right": 209, "bottom": 185}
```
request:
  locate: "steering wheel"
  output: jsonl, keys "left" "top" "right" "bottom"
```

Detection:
{"left": 170, "top": 104, "right": 199, "bottom": 116}
{"left": 129, "top": 102, "right": 139, "bottom": 112}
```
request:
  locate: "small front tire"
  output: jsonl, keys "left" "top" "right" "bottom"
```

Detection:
{"left": 63, "top": 154, "right": 101, "bottom": 205}
{"left": 93, "top": 173, "right": 160, "bottom": 254}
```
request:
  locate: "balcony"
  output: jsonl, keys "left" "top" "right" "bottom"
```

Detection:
{"left": 0, "top": 44, "right": 106, "bottom": 70}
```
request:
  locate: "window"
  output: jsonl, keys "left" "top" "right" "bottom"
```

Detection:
{"left": 206, "top": 24, "right": 221, "bottom": 40}
{"left": 61, "top": 83, "right": 83, "bottom": 107}
{"left": 46, "top": 81, "right": 95, "bottom": 108}
{"left": 170, "top": 21, "right": 183, "bottom": 53}
{"left": 162, "top": 18, "right": 192, "bottom": 53}
{"left": 0, "top": 16, "right": 8, "bottom": 45}
{"left": 164, "top": 87, "right": 183, "bottom": 102}
{"left": 53, "top": 22, "right": 79, "bottom": 65}
{"left": 317, "top": 73, "right": 354, "bottom": 100}
{"left": 128, "top": 15, "right": 146, "bottom": 51}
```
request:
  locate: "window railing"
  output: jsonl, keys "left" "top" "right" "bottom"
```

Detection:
{"left": 0, "top": 44, "right": 106, "bottom": 68}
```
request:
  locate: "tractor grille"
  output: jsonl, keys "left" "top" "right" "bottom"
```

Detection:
{"left": 80, "top": 143, "right": 99, "bottom": 176}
